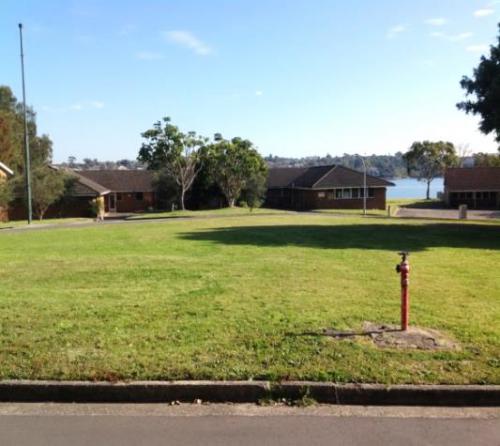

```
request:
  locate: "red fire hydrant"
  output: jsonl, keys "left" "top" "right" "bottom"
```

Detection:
{"left": 396, "top": 252, "right": 410, "bottom": 331}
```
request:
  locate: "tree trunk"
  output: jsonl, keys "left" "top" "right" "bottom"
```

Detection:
{"left": 180, "top": 189, "right": 186, "bottom": 211}
{"left": 228, "top": 198, "right": 235, "bottom": 207}
{"left": 426, "top": 180, "right": 431, "bottom": 200}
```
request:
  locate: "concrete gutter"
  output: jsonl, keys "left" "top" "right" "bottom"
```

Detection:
{"left": 0, "top": 381, "right": 499, "bottom": 406}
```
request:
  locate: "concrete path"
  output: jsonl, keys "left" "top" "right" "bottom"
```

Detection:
{"left": 0, "top": 403, "right": 498, "bottom": 446}
{"left": 396, "top": 207, "right": 500, "bottom": 220}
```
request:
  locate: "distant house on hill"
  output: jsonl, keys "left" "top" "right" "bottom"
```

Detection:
{"left": 444, "top": 167, "right": 500, "bottom": 209}
{"left": 266, "top": 165, "right": 394, "bottom": 210}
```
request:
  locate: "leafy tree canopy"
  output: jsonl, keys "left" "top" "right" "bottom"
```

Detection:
{"left": 403, "top": 141, "right": 459, "bottom": 199}
{"left": 457, "top": 24, "right": 500, "bottom": 151}
{"left": 138, "top": 117, "right": 207, "bottom": 210}
{"left": 204, "top": 136, "right": 267, "bottom": 207}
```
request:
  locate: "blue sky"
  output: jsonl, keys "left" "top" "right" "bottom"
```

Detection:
{"left": 1, "top": 0, "right": 500, "bottom": 162}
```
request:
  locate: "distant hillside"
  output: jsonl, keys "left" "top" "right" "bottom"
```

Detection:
{"left": 265, "top": 153, "right": 408, "bottom": 179}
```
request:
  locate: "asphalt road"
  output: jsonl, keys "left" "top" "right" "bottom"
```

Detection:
{"left": 0, "top": 404, "right": 499, "bottom": 446}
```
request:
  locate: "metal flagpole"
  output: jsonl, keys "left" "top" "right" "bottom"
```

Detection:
{"left": 19, "top": 23, "right": 33, "bottom": 224}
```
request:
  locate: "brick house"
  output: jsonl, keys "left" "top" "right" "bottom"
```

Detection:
{"left": 265, "top": 165, "right": 394, "bottom": 210}
{"left": 75, "top": 170, "right": 156, "bottom": 213}
{"left": 0, "top": 161, "right": 14, "bottom": 221}
{"left": 5, "top": 168, "right": 157, "bottom": 220}
{"left": 444, "top": 167, "right": 500, "bottom": 209}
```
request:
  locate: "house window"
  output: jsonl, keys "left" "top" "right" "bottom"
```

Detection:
{"left": 352, "top": 188, "right": 359, "bottom": 198}
{"left": 135, "top": 192, "right": 144, "bottom": 201}
{"left": 342, "top": 188, "right": 352, "bottom": 199}
{"left": 318, "top": 191, "right": 326, "bottom": 198}
{"left": 368, "top": 188, "right": 375, "bottom": 198}
{"left": 116, "top": 193, "right": 122, "bottom": 201}
{"left": 335, "top": 189, "right": 342, "bottom": 199}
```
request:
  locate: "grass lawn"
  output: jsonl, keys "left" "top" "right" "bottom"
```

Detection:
{"left": 0, "top": 214, "right": 499, "bottom": 384}
{"left": 0, "top": 217, "right": 92, "bottom": 230}
{"left": 126, "top": 206, "right": 291, "bottom": 220}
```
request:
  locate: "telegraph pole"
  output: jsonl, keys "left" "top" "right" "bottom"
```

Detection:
{"left": 19, "top": 23, "right": 33, "bottom": 224}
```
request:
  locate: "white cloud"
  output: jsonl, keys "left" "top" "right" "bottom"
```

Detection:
{"left": 431, "top": 31, "right": 473, "bottom": 42}
{"left": 425, "top": 18, "right": 447, "bottom": 26}
{"left": 136, "top": 51, "right": 164, "bottom": 60}
{"left": 386, "top": 24, "right": 406, "bottom": 39}
{"left": 474, "top": 8, "right": 495, "bottom": 17}
{"left": 163, "top": 30, "right": 212, "bottom": 55}
{"left": 42, "top": 100, "right": 104, "bottom": 113}
{"left": 255, "top": 90, "right": 263, "bottom": 96}
{"left": 465, "top": 44, "right": 489, "bottom": 53}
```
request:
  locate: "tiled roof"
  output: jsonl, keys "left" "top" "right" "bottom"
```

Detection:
{"left": 267, "top": 165, "right": 394, "bottom": 189}
{"left": 76, "top": 170, "right": 155, "bottom": 193}
{"left": 445, "top": 167, "right": 500, "bottom": 190}
{"left": 70, "top": 172, "right": 111, "bottom": 196}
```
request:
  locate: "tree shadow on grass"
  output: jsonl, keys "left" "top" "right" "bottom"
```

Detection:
{"left": 180, "top": 223, "right": 500, "bottom": 252}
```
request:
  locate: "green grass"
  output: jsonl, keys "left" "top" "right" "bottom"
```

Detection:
{"left": 0, "top": 214, "right": 499, "bottom": 384}
{"left": 0, "top": 217, "right": 92, "bottom": 230}
{"left": 126, "top": 206, "right": 291, "bottom": 220}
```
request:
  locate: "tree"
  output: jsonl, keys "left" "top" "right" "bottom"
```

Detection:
{"left": 138, "top": 117, "right": 206, "bottom": 210}
{"left": 28, "top": 166, "right": 66, "bottom": 220}
{"left": 0, "top": 86, "right": 53, "bottom": 172}
{"left": 403, "top": 141, "right": 459, "bottom": 199}
{"left": 0, "top": 179, "right": 12, "bottom": 210}
{"left": 473, "top": 152, "right": 500, "bottom": 167}
{"left": 457, "top": 24, "right": 500, "bottom": 151}
{"left": 204, "top": 136, "right": 267, "bottom": 207}
{"left": 239, "top": 171, "right": 267, "bottom": 210}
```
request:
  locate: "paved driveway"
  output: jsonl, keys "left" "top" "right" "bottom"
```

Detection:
{"left": 396, "top": 208, "right": 500, "bottom": 220}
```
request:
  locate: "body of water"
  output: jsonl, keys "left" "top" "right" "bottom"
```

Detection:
{"left": 386, "top": 177, "right": 444, "bottom": 200}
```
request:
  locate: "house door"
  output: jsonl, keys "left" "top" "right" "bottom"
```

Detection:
{"left": 108, "top": 193, "right": 117, "bottom": 212}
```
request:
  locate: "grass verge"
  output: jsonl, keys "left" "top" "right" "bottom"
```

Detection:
{"left": 0, "top": 214, "right": 498, "bottom": 384}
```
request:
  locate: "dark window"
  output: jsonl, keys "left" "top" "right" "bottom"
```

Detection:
{"left": 368, "top": 188, "right": 375, "bottom": 198}
{"left": 466, "top": 192, "right": 473, "bottom": 199}
{"left": 335, "top": 189, "right": 342, "bottom": 199}
{"left": 352, "top": 188, "right": 359, "bottom": 198}
{"left": 116, "top": 193, "right": 122, "bottom": 201}
{"left": 135, "top": 192, "right": 144, "bottom": 201}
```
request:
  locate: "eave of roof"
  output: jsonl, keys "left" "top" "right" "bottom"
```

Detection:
{"left": 0, "top": 161, "right": 14, "bottom": 176}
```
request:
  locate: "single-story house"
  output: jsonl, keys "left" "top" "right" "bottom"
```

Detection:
{"left": 75, "top": 170, "right": 156, "bottom": 213}
{"left": 444, "top": 167, "right": 500, "bottom": 209}
{"left": 0, "top": 161, "right": 14, "bottom": 221}
{"left": 5, "top": 168, "right": 157, "bottom": 220}
{"left": 265, "top": 164, "right": 394, "bottom": 210}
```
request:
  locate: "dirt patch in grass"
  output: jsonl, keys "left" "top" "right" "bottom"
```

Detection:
{"left": 362, "top": 322, "right": 461, "bottom": 351}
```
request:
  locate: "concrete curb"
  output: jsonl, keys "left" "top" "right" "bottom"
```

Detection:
{"left": 0, "top": 381, "right": 499, "bottom": 406}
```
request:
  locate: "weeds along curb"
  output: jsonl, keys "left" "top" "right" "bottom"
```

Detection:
{"left": 0, "top": 381, "right": 499, "bottom": 406}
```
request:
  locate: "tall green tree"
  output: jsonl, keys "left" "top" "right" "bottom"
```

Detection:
{"left": 30, "top": 166, "right": 66, "bottom": 220}
{"left": 403, "top": 141, "right": 459, "bottom": 199}
{"left": 204, "top": 136, "right": 267, "bottom": 207}
{"left": 138, "top": 117, "right": 206, "bottom": 210}
{"left": 0, "top": 86, "right": 52, "bottom": 171}
{"left": 457, "top": 24, "right": 500, "bottom": 152}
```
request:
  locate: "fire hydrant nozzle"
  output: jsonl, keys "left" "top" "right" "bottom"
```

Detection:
{"left": 396, "top": 251, "right": 410, "bottom": 331}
